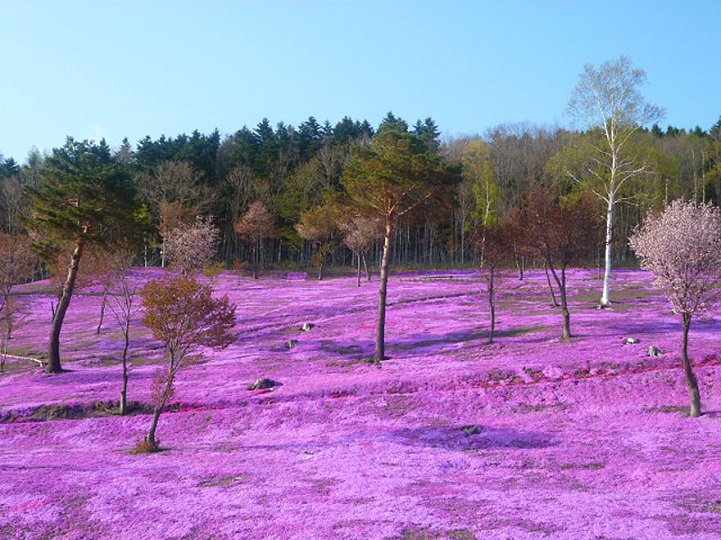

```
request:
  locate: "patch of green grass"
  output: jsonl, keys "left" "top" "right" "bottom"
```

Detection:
{"left": 198, "top": 474, "right": 246, "bottom": 488}
{"left": 645, "top": 405, "right": 689, "bottom": 415}
{"left": 560, "top": 462, "right": 605, "bottom": 470}
{"left": 394, "top": 527, "right": 476, "bottom": 540}
{"left": 512, "top": 402, "right": 568, "bottom": 414}
{"left": 573, "top": 284, "right": 651, "bottom": 305}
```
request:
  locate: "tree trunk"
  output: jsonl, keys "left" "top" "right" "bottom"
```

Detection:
{"left": 318, "top": 253, "right": 324, "bottom": 281}
{"left": 681, "top": 314, "right": 702, "bottom": 417}
{"left": 559, "top": 267, "right": 571, "bottom": 340}
{"left": 96, "top": 291, "right": 108, "bottom": 335}
{"left": 145, "top": 364, "right": 176, "bottom": 448}
{"left": 548, "top": 261, "right": 571, "bottom": 340}
{"left": 544, "top": 261, "right": 560, "bottom": 307}
{"left": 252, "top": 244, "right": 258, "bottom": 279}
{"left": 47, "top": 239, "right": 85, "bottom": 373}
{"left": 145, "top": 406, "right": 162, "bottom": 448}
{"left": 363, "top": 253, "right": 371, "bottom": 282}
{"left": 356, "top": 252, "right": 361, "bottom": 287}
{"left": 120, "top": 322, "right": 130, "bottom": 415}
{"left": 161, "top": 238, "right": 166, "bottom": 268}
{"left": 600, "top": 191, "right": 614, "bottom": 306}
{"left": 374, "top": 218, "right": 393, "bottom": 364}
{"left": 488, "top": 266, "right": 496, "bottom": 344}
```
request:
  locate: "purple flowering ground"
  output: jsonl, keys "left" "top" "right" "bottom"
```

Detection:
{"left": 1, "top": 269, "right": 720, "bottom": 539}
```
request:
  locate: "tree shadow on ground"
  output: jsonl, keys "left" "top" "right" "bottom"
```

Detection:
{"left": 386, "top": 425, "right": 558, "bottom": 451}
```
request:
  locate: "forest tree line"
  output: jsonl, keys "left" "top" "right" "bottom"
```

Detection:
{"left": 2, "top": 113, "right": 721, "bottom": 273}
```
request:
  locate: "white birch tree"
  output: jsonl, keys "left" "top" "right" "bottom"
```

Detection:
{"left": 567, "top": 56, "right": 663, "bottom": 306}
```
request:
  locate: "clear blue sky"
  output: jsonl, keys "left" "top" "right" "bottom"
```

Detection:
{"left": 1, "top": 0, "right": 720, "bottom": 162}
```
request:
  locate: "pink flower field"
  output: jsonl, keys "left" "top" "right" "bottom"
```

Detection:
{"left": 1, "top": 268, "right": 720, "bottom": 540}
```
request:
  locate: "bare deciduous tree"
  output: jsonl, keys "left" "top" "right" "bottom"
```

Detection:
{"left": 296, "top": 204, "right": 343, "bottom": 280}
{"left": 0, "top": 234, "right": 36, "bottom": 371}
{"left": 341, "top": 216, "right": 383, "bottom": 286}
{"left": 235, "top": 201, "right": 275, "bottom": 279}
{"left": 475, "top": 223, "right": 513, "bottom": 343}
{"left": 522, "top": 188, "right": 602, "bottom": 339}
{"left": 138, "top": 160, "right": 211, "bottom": 212}
{"left": 630, "top": 200, "right": 721, "bottom": 417}
{"left": 105, "top": 249, "right": 141, "bottom": 415}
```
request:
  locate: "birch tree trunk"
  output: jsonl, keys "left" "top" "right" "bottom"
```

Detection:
{"left": 600, "top": 188, "right": 615, "bottom": 306}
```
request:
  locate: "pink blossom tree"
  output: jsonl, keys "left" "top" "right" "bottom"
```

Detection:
{"left": 630, "top": 200, "right": 721, "bottom": 417}
{"left": 163, "top": 216, "right": 220, "bottom": 275}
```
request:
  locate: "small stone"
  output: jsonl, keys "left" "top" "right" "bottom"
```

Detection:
{"left": 647, "top": 346, "right": 663, "bottom": 357}
{"left": 542, "top": 366, "right": 564, "bottom": 380}
{"left": 248, "top": 378, "right": 278, "bottom": 390}
{"left": 463, "top": 425, "right": 481, "bottom": 436}
{"left": 517, "top": 369, "right": 535, "bottom": 384}
{"left": 286, "top": 339, "right": 299, "bottom": 350}
{"left": 301, "top": 322, "right": 315, "bottom": 332}
{"left": 623, "top": 337, "right": 640, "bottom": 345}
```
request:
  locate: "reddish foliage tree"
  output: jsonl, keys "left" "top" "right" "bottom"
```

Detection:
{"left": 140, "top": 275, "right": 236, "bottom": 449}
{"left": 0, "top": 234, "right": 37, "bottom": 372}
{"left": 521, "top": 187, "right": 602, "bottom": 339}
{"left": 630, "top": 200, "right": 721, "bottom": 417}
{"left": 235, "top": 201, "right": 275, "bottom": 279}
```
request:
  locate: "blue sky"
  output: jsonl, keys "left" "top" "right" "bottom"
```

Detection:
{"left": 1, "top": 0, "right": 720, "bottom": 161}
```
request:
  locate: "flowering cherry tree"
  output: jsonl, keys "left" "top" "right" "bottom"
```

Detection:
{"left": 163, "top": 215, "right": 220, "bottom": 275}
{"left": 630, "top": 200, "right": 721, "bottom": 417}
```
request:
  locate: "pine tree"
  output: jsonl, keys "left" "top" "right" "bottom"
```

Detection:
{"left": 27, "top": 138, "right": 142, "bottom": 373}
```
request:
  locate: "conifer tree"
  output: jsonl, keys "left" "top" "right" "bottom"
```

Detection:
{"left": 27, "top": 138, "right": 142, "bottom": 373}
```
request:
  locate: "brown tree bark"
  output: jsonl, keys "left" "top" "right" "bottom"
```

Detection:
{"left": 488, "top": 266, "right": 496, "bottom": 344}
{"left": 96, "top": 292, "right": 107, "bottom": 335}
{"left": 47, "top": 239, "right": 85, "bottom": 373}
{"left": 374, "top": 219, "right": 393, "bottom": 364}
{"left": 119, "top": 320, "right": 130, "bottom": 415}
{"left": 682, "top": 313, "right": 702, "bottom": 417}
{"left": 252, "top": 244, "right": 258, "bottom": 279}
{"left": 559, "top": 267, "right": 571, "bottom": 340}
{"left": 544, "top": 261, "right": 560, "bottom": 307}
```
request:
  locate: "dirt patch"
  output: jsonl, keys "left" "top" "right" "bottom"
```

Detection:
{"left": 0, "top": 400, "right": 157, "bottom": 423}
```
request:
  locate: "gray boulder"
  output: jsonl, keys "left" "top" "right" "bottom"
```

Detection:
{"left": 248, "top": 378, "right": 279, "bottom": 390}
